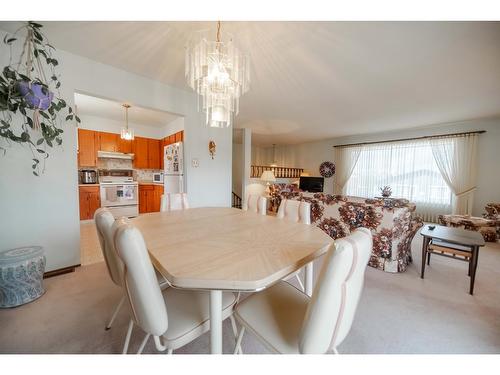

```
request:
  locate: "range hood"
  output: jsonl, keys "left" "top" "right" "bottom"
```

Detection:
{"left": 97, "top": 151, "right": 135, "bottom": 160}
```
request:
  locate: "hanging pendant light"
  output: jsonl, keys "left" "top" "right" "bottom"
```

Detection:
{"left": 120, "top": 103, "right": 134, "bottom": 140}
{"left": 185, "top": 21, "right": 250, "bottom": 128}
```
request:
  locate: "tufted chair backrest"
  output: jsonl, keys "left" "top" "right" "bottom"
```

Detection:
{"left": 298, "top": 228, "right": 372, "bottom": 353}
{"left": 94, "top": 208, "right": 124, "bottom": 287}
{"left": 114, "top": 221, "right": 169, "bottom": 337}
{"left": 243, "top": 194, "right": 267, "bottom": 215}
{"left": 160, "top": 193, "right": 189, "bottom": 212}
{"left": 277, "top": 199, "right": 311, "bottom": 225}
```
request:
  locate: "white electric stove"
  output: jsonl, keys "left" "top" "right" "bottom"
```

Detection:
{"left": 99, "top": 170, "right": 139, "bottom": 218}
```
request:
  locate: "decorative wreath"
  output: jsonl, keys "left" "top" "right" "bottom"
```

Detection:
{"left": 319, "top": 161, "right": 335, "bottom": 178}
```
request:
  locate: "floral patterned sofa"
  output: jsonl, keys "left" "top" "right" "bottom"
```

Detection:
{"left": 270, "top": 184, "right": 423, "bottom": 273}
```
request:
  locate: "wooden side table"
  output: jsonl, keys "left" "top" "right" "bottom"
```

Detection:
{"left": 420, "top": 225, "right": 485, "bottom": 295}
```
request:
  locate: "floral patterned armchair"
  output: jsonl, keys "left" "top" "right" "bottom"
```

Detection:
{"left": 483, "top": 203, "right": 500, "bottom": 238}
{"left": 273, "top": 185, "right": 423, "bottom": 273}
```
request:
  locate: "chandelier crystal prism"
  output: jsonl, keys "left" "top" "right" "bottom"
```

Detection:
{"left": 120, "top": 103, "right": 134, "bottom": 140}
{"left": 185, "top": 21, "right": 250, "bottom": 128}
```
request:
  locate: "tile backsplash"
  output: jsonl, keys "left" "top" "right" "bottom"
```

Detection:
{"left": 135, "top": 169, "right": 161, "bottom": 181}
{"left": 97, "top": 158, "right": 132, "bottom": 170}
{"left": 78, "top": 158, "right": 161, "bottom": 182}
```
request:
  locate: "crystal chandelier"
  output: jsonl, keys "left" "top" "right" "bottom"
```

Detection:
{"left": 120, "top": 103, "right": 134, "bottom": 140}
{"left": 185, "top": 21, "right": 250, "bottom": 128}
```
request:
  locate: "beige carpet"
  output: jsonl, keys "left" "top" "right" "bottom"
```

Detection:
{"left": 1, "top": 229, "right": 499, "bottom": 354}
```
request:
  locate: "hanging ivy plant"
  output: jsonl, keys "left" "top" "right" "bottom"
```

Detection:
{"left": 0, "top": 21, "right": 80, "bottom": 176}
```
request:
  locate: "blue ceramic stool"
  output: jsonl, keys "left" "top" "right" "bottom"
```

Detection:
{"left": 0, "top": 246, "right": 46, "bottom": 308}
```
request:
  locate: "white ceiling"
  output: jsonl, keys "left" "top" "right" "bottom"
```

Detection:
{"left": 74, "top": 92, "right": 180, "bottom": 127}
{"left": 1, "top": 21, "right": 499, "bottom": 145}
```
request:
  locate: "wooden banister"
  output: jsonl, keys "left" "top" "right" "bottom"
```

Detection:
{"left": 232, "top": 191, "right": 242, "bottom": 209}
{"left": 250, "top": 165, "right": 304, "bottom": 179}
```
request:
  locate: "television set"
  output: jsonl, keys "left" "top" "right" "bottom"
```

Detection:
{"left": 299, "top": 176, "right": 324, "bottom": 193}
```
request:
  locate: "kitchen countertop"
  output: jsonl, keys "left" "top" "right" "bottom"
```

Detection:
{"left": 137, "top": 181, "right": 164, "bottom": 186}
{"left": 79, "top": 181, "right": 164, "bottom": 186}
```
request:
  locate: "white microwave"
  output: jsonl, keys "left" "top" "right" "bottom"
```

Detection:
{"left": 153, "top": 172, "right": 164, "bottom": 183}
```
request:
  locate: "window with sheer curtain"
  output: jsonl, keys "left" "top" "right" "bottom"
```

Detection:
{"left": 344, "top": 139, "right": 453, "bottom": 221}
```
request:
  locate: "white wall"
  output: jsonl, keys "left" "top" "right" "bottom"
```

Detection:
{"left": 270, "top": 118, "right": 500, "bottom": 216}
{"left": 162, "top": 117, "right": 185, "bottom": 139}
{"left": 252, "top": 142, "right": 335, "bottom": 193}
{"left": 0, "top": 31, "right": 232, "bottom": 271}
{"left": 232, "top": 142, "right": 243, "bottom": 197}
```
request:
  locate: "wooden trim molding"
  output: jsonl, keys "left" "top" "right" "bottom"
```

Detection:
{"left": 43, "top": 264, "right": 80, "bottom": 279}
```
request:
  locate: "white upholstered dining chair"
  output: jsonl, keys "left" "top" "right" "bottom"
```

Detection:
{"left": 242, "top": 194, "right": 267, "bottom": 215}
{"left": 160, "top": 193, "right": 189, "bottom": 212}
{"left": 233, "top": 228, "right": 372, "bottom": 354}
{"left": 94, "top": 208, "right": 169, "bottom": 354}
{"left": 114, "top": 221, "right": 237, "bottom": 354}
{"left": 276, "top": 199, "right": 312, "bottom": 291}
{"left": 277, "top": 198, "right": 311, "bottom": 225}
{"left": 94, "top": 208, "right": 126, "bottom": 331}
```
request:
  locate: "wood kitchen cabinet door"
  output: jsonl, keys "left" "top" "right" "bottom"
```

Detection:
{"left": 118, "top": 137, "right": 132, "bottom": 154}
{"left": 133, "top": 137, "right": 149, "bottom": 169}
{"left": 79, "top": 186, "right": 100, "bottom": 220}
{"left": 138, "top": 186, "right": 148, "bottom": 214}
{"left": 77, "top": 129, "right": 97, "bottom": 167}
{"left": 148, "top": 139, "right": 161, "bottom": 170}
{"left": 152, "top": 185, "right": 164, "bottom": 212}
{"left": 98, "top": 132, "right": 119, "bottom": 152}
{"left": 139, "top": 184, "right": 155, "bottom": 213}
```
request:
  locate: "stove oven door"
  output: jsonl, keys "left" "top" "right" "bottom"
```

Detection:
{"left": 100, "top": 184, "right": 138, "bottom": 207}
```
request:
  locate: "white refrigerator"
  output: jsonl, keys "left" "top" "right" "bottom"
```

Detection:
{"left": 164, "top": 141, "right": 184, "bottom": 194}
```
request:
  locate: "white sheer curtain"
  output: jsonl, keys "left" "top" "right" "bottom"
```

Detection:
{"left": 345, "top": 139, "right": 453, "bottom": 222}
{"left": 333, "top": 145, "right": 363, "bottom": 195}
{"left": 430, "top": 134, "right": 478, "bottom": 215}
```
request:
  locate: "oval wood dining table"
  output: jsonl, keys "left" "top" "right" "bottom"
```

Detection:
{"left": 131, "top": 207, "right": 334, "bottom": 354}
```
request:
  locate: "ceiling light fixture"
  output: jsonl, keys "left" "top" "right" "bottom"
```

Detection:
{"left": 185, "top": 21, "right": 250, "bottom": 128}
{"left": 120, "top": 103, "right": 134, "bottom": 140}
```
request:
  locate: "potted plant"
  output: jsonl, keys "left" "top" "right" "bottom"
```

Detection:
{"left": 380, "top": 185, "right": 392, "bottom": 198}
{"left": 0, "top": 21, "right": 79, "bottom": 176}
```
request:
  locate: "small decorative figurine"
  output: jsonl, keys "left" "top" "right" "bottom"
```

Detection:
{"left": 380, "top": 185, "right": 392, "bottom": 198}
{"left": 208, "top": 140, "right": 216, "bottom": 159}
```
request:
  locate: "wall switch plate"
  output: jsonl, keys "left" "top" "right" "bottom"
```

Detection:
{"left": 191, "top": 158, "right": 199, "bottom": 168}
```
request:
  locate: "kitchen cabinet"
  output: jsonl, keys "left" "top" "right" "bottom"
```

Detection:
{"left": 78, "top": 129, "right": 165, "bottom": 170}
{"left": 175, "top": 131, "right": 183, "bottom": 142}
{"left": 162, "top": 131, "right": 184, "bottom": 147}
{"left": 160, "top": 139, "right": 166, "bottom": 170}
{"left": 78, "top": 129, "right": 97, "bottom": 167}
{"left": 79, "top": 186, "right": 100, "bottom": 220}
{"left": 138, "top": 184, "right": 153, "bottom": 213}
{"left": 148, "top": 139, "right": 161, "bottom": 170}
{"left": 133, "top": 137, "right": 149, "bottom": 169}
{"left": 98, "top": 132, "right": 119, "bottom": 152}
{"left": 134, "top": 137, "right": 162, "bottom": 170}
{"left": 139, "top": 184, "right": 163, "bottom": 213}
{"left": 118, "top": 137, "right": 132, "bottom": 154}
{"left": 153, "top": 185, "right": 163, "bottom": 212}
